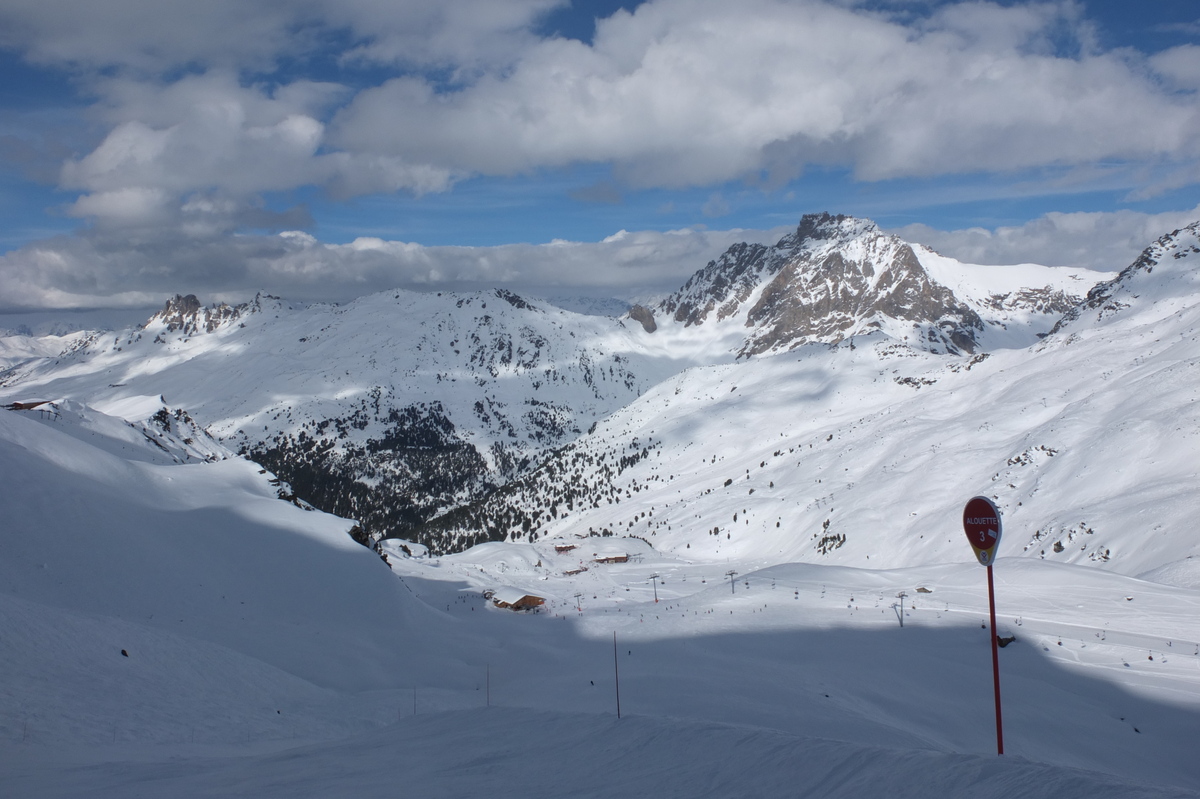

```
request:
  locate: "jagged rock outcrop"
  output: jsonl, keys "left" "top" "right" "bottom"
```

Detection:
{"left": 628, "top": 305, "right": 657, "bottom": 333}
{"left": 984, "top": 288, "right": 1077, "bottom": 315}
{"left": 742, "top": 237, "right": 982, "bottom": 355}
{"left": 655, "top": 213, "right": 984, "bottom": 356}
{"left": 146, "top": 294, "right": 245, "bottom": 336}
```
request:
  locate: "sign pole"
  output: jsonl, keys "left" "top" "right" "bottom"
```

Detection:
{"left": 986, "top": 564, "right": 1004, "bottom": 754}
{"left": 963, "top": 495, "right": 1005, "bottom": 756}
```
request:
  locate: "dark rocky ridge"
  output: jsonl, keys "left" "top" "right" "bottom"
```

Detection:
{"left": 654, "top": 213, "right": 985, "bottom": 356}
{"left": 149, "top": 293, "right": 247, "bottom": 335}
{"left": 628, "top": 305, "right": 657, "bottom": 333}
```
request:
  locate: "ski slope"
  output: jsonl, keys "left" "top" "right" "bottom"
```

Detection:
{"left": 2, "top": 401, "right": 1199, "bottom": 796}
{"left": 3, "top": 222, "right": 1200, "bottom": 795}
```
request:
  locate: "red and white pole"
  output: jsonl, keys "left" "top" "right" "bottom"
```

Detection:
{"left": 964, "top": 495, "right": 1005, "bottom": 756}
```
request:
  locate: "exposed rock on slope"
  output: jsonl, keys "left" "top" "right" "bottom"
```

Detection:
{"left": 655, "top": 213, "right": 985, "bottom": 356}
{"left": 150, "top": 293, "right": 246, "bottom": 335}
{"left": 1050, "top": 221, "right": 1200, "bottom": 335}
{"left": 628, "top": 304, "right": 657, "bottom": 333}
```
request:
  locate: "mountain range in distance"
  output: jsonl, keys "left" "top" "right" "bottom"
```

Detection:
{"left": 3, "top": 212, "right": 1198, "bottom": 586}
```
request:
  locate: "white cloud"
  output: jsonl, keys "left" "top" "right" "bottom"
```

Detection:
{"left": 67, "top": 187, "right": 171, "bottom": 224}
{"left": 62, "top": 74, "right": 333, "bottom": 202}
{"left": 7, "top": 0, "right": 1196, "bottom": 233}
{"left": 890, "top": 205, "right": 1200, "bottom": 270}
{"left": 6, "top": 203, "right": 1200, "bottom": 313}
{"left": 330, "top": 0, "right": 563, "bottom": 72}
{"left": 330, "top": 0, "right": 1200, "bottom": 188}
{"left": 55, "top": 72, "right": 456, "bottom": 226}
{"left": 0, "top": 0, "right": 562, "bottom": 74}
{"left": 1150, "top": 45, "right": 1200, "bottom": 92}
{"left": 0, "top": 224, "right": 788, "bottom": 312}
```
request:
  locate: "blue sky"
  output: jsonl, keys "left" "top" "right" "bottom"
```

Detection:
{"left": 1, "top": 0, "right": 1199, "bottom": 311}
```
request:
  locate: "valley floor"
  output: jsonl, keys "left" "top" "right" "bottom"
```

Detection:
{"left": 5, "top": 543, "right": 1200, "bottom": 798}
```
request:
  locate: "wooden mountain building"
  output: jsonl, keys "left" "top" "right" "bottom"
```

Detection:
{"left": 487, "top": 587, "right": 546, "bottom": 611}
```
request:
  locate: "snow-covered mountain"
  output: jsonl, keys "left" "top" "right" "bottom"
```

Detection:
{"left": 640, "top": 213, "right": 1097, "bottom": 357}
{"left": 1051, "top": 219, "right": 1200, "bottom": 334}
{"left": 0, "top": 212, "right": 1148, "bottom": 562}
{"left": 429, "top": 219, "right": 1200, "bottom": 580}
{"left": 0, "top": 288, "right": 685, "bottom": 550}
{"left": 0, "top": 330, "right": 92, "bottom": 371}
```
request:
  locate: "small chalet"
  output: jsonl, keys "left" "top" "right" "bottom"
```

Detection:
{"left": 488, "top": 587, "right": 546, "bottom": 612}
{"left": 6, "top": 398, "right": 51, "bottom": 410}
{"left": 5, "top": 399, "right": 53, "bottom": 411}
{"left": 593, "top": 554, "right": 629, "bottom": 564}
{"left": 6, "top": 400, "right": 61, "bottom": 421}
{"left": 553, "top": 544, "right": 577, "bottom": 554}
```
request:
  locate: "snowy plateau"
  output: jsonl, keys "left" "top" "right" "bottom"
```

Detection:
{"left": 1, "top": 213, "right": 1200, "bottom": 797}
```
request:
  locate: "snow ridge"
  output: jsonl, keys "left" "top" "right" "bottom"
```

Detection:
{"left": 1051, "top": 221, "right": 1200, "bottom": 335}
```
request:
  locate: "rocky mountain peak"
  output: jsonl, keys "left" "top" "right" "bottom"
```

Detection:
{"left": 741, "top": 238, "right": 982, "bottom": 356}
{"left": 144, "top": 294, "right": 244, "bottom": 336}
{"left": 654, "top": 213, "right": 982, "bottom": 356}
{"left": 779, "top": 212, "right": 879, "bottom": 250}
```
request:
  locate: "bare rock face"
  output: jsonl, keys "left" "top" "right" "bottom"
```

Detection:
{"left": 147, "top": 294, "right": 243, "bottom": 335}
{"left": 743, "top": 240, "right": 982, "bottom": 356}
{"left": 659, "top": 242, "right": 778, "bottom": 327}
{"left": 985, "top": 288, "right": 1078, "bottom": 316}
{"left": 628, "top": 304, "right": 657, "bottom": 333}
{"left": 654, "top": 213, "right": 984, "bottom": 356}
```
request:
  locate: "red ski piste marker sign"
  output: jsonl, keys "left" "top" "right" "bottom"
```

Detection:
{"left": 963, "top": 496, "right": 1002, "bottom": 566}
{"left": 962, "top": 494, "right": 1006, "bottom": 756}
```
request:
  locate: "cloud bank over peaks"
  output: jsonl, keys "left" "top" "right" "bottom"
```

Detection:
{"left": 892, "top": 204, "right": 1200, "bottom": 270}
{"left": 5, "top": 205, "right": 1200, "bottom": 313}
{"left": 0, "top": 223, "right": 791, "bottom": 312}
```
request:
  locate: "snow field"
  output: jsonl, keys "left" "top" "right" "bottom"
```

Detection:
{"left": 4, "top": 396, "right": 1198, "bottom": 795}
{"left": 4, "top": 223, "right": 1200, "bottom": 795}
{"left": 385, "top": 540, "right": 1200, "bottom": 789}
{"left": 5, "top": 707, "right": 1197, "bottom": 799}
